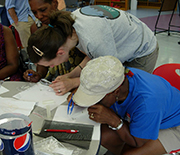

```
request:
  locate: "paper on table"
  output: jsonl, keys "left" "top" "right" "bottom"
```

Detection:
{"left": 0, "top": 96, "right": 36, "bottom": 116}
{"left": 0, "top": 86, "right": 9, "bottom": 95}
{"left": 53, "top": 105, "right": 100, "bottom": 140}
{"left": 13, "top": 82, "right": 70, "bottom": 110}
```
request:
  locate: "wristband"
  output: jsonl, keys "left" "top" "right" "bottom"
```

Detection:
{"left": 78, "top": 64, "right": 83, "bottom": 70}
{"left": 109, "top": 119, "right": 123, "bottom": 130}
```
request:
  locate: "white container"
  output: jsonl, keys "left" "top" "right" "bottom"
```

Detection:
{"left": 131, "top": 0, "right": 137, "bottom": 10}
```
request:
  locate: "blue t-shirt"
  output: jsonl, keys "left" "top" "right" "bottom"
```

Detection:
{"left": 5, "top": 0, "right": 35, "bottom": 25}
{"left": 111, "top": 67, "right": 180, "bottom": 140}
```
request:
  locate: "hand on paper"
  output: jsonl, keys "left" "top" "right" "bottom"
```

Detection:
{"left": 49, "top": 75, "right": 80, "bottom": 96}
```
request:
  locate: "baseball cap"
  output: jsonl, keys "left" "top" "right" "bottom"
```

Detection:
{"left": 73, "top": 56, "right": 125, "bottom": 107}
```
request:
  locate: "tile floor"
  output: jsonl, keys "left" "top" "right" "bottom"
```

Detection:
{"left": 97, "top": 7, "right": 180, "bottom": 155}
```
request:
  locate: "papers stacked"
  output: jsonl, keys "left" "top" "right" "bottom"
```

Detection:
{"left": 0, "top": 96, "right": 36, "bottom": 116}
{"left": 13, "top": 82, "right": 70, "bottom": 110}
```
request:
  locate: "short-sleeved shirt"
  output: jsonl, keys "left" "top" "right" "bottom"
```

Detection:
{"left": 5, "top": 0, "right": 35, "bottom": 25}
{"left": 111, "top": 67, "right": 180, "bottom": 140}
{"left": 73, "top": 5, "right": 157, "bottom": 63}
{"left": 45, "top": 48, "right": 85, "bottom": 81}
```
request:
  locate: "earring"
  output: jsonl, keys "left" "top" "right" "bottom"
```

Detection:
{"left": 115, "top": 96, "right": 119, "bottom": 104}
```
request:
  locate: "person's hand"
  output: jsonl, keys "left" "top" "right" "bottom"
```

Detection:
{"left": 23, "top": 69, "right": 41, "bottom": 82}
{"left": 88, "top": 104, "right": 119, "bottom": 126}
{"left": 49, "top": 75, "right": 76, "bottom": 96}
{"left": 14, "top": 21, "right": 18, "bottom": 26}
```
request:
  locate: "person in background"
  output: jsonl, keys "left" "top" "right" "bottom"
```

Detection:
{"left": 73, "top": 55, "right": 180, "bottom": 155}
{"left": 0, "top": 0, "right": 10, "bottom": 27}
{"left": 29, "top": 0, "right": 59, "bottom": 34}
{"left": 5, "top": 0, "right": 35, "bottom": 48}
{"left": 27, "top": 5, "right": 159, "bottom": 95}
{"left": 23, "top": 0, "right": 85, "bottom": 95}
{"left": 0, "top": 23, "right": 22, "bottom": 81}
{"left": 57, "top": 0, "right": 66, "bottom": 11}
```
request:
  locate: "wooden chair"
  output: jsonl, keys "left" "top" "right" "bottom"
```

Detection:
{"left": 154, "top": 0, "right": 180, "bottom": 35}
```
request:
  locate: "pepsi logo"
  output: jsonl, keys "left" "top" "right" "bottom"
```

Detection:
{"left": 0, "top": 139, "right": 4, "bottom": 151}
{"left": 13, "top": 133, "right": 31, "bottom": 152}
{"left": 11, "top": 131, "right": 16, "bottom": 135}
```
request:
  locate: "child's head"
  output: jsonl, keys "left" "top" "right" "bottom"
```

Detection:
{"left": 27, "top": 11, "right": 75, "bottom": 65}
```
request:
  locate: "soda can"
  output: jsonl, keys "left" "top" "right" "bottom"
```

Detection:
{"left": 0, "top": 113, "right": 35, "bottom": 155}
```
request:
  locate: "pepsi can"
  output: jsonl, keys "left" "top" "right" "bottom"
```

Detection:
{"left": 0, "top": 113, "right": 35, "bottom": 155}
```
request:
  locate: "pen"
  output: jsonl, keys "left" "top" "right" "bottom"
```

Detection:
{"left": 44, "top": 129, "right": 79, "bottom": 133}
{"left": 0, "top": 77, "right": 10, "bottom": 87}
{"left": 28, "top": 73, "right": 33, "bottom": 76}
{"left": 3, "top": 77, "right": 10, "bottom": 81}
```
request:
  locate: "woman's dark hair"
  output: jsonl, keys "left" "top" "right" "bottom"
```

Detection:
{"left": 29, "top": 0, "right": 53, "bottom": 4}
{"left": 44, "top": 0, "right": 53, "bottom": 4}
{"left": 27, "top": 10, "right": 75, "bottom": 63}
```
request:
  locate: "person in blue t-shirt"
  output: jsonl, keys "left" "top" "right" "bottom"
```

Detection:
{"left": 5, "top": 0, "right": 35, "bottom": 48}
{"left": 72, "top": 55, "right": 180, "bottom": 155}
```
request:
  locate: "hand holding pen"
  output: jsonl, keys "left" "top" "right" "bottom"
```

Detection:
{"left": 23, "top": 70, "right": 41, "bottom": 82}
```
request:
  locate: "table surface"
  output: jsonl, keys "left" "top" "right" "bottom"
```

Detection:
{"left": 0, "top": 81, "right": 100, "bottom": 155}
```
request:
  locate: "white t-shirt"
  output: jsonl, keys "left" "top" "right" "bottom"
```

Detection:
{"left": 73, "top": 5, "right": 157, "bottom": 63}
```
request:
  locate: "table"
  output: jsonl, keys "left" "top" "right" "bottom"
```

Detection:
{"left": 0, "top": 81, "right": 101, "bottom": 155}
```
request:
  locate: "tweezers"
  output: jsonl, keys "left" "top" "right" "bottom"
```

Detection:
{"left": 67, "top": 94, "right": 74, "bottom": 115}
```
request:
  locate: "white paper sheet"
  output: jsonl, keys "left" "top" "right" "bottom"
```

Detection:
{"left": 0, "top": 86, "right": 9, "bottom": 95}
{"left": 0, "top": 96, "right": 36, "bottom": 116}
{"left": 53, "top": 105, "right": 101, "bottom": 140}
{"left": 13, "top": 82, "right": 70, "bottom": 110}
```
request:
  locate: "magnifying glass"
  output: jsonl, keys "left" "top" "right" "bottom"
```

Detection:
{"left": 40, "top": 79, "right": 52, "bottom": 86}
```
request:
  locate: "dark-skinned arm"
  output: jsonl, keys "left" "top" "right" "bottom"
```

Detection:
{"left": 88, "top": 104, "right": 149, "bottom": 147}
{"left": 0, "top": 26, "right": 19, "bottom": 79}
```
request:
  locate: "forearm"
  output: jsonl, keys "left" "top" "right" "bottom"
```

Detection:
{"left": 115, "top": 121, "right": 138, "bottom": 147}
{"left": 36, "top": 65, "right": 48, "bottom": 78}
{"left": 70, "top": 77, "right": 80, "bottom": 90}
{"left": 108, "top": 114, "right": 137, "bottom": 147}
{"left": 8, "top": 8, "right": 18, "bottom": 24}
{"left": 68, "top": 56, "right": 91, "bottom": 78}
{"left": 0, "top": 65, "right": 18, "bottom": 80}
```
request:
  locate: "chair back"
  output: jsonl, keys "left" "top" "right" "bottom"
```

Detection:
{"left": 9, "top": 25, "right": 22, "bottom": 49}
{"left": 153, "top": 63, "right": 180, "bottom": 90}
{"left": 160, "top": 0, "right": 178, "bottom": 11}
{"left": 9, "top": 25, "right": 30, "bottom": 72}
{"left": 64, "top": 0, "right": 79, "bottom": 11}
